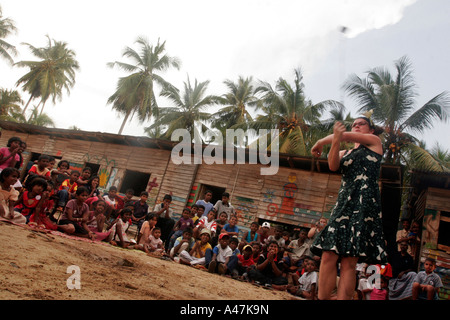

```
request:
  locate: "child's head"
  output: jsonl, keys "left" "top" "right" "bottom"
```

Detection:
{"left": 204, "top": 190, "right": 213, "bottom": 202}
{"left": 19, "top": 141, "right": 27, "bottom": 153}
{"left": 162, "top": 194, "right": 172, "bottom": 206}
{"left": 108, "top": 185, "right": 118, "bottom": 198}
{"left": 267, "top": 240, "right": 280, "bottom": 255}
{"left": 219, "top": 233, "right": 230, "bottom": 248}
{"left": 304, "top": 258, "right": 317, "bottom": 273}
{"left": 147, "top": 213, "right": 158, "bottom": 226}
{"left": 242, "top": 245, "right": 253, "bottom": 258}
{"left": 250, "top": 221, "right": 259, "bottom": 232}
{"left": 69, "top": 170, "right": 81, "bottom": 182}
{"left": 81, "top": 167, "right": 92, "bottom": 180}
{"left": 140, "top": 191, "right": 149, "bottom": 202}
{"left": 37, "top": 154, "right": 51, "bottom": 169}
{"left": 120, "top": 208, "right": 132, "bottom": 221}
{"left": 221, "top": 192, "right": 230, "bottom": 204}
{"left": 182, "top": 207, "right": 191, "bottom": 219}
{"left": 229, "top": 237, "right": 239, "bottom": 251}
{"left": 261, "top": 222, "right": 270, "bottom": 233}
{"left": 424, "top": 257, "right": 436, "bottom": 274}
{"left": 93, "top": 199, "right": 106, "bottom": 213}
{"left": 298, "top": 228, "right": 307, "bottom": 241}
{"left": 200, "top": 229, "right": 211, "bottom": 243}
{"left": 219, "top": 212, "right": 228, "bottom": 222}
{"left": 88, "top": 175, "right": 100, "bottom": 188}
{"left": 57, "top": 160, "right": 70, "bottom": 170}
{"left": 126, "top": 189, "right": 135, "bottom": 199}
{"left": 190, "top": 204, "right": 198, "bottom": 215}
{"left": 0, "top": 167, "right": 20, "bottom": 186}
{"left": 75, "top": 186, "right": 89, "bottom": 202}
{"left": 275, "top": 225, "right": 284, "bottom": 236}
{"left": 410, "top": 221, "right": 420, "bottom": 234}
{"left": 152, "top": 227, "right": 162, "bottom": 239}
{"left": 401, "top": 218, "right": 411, "bottom": 230}
{"left": 197, "top": 205, "right": 205, "bottom": 216}
{"left": 47, "top": 156, "right": 56, "bottom": 169}
{"left": 282, "top": 230, "right": 291, "bottom": 242}
{"left": 182, "top": 228, "right": 193, "bottom": 240}
{"left": 252, "top": 242, "right": 261, "bottom": 255}
{"left": 7, "top": 137, "right": 21, "bottom": 149}
{"left": 28, "top": 177, "right": 48, "bottom": 195}
{"left": 207, "top": 209, "right": 216, "bottom": 221}
{"left": 228, "top": 214, "right": 237, "bottom": 226}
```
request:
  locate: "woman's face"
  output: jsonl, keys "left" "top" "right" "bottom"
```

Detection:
{"left": 351, "top": 118, "right": 372, "bottom": 134}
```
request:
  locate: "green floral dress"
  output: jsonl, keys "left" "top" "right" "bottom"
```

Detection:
{"left": 311, "top": 145, "right": 387, "bottom": 264}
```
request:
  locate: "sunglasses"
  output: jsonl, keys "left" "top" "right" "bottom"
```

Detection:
{"left": 352, "top": 121, "right": 369, "bottom": 128}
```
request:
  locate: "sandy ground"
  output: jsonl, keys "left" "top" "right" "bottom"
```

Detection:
{"left": 0, "top": 220, "right": 294, "bottom": 301}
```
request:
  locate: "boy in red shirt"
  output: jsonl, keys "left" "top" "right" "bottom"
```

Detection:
{"left": 56, "top": 170, "right": 80, "bottom": 210}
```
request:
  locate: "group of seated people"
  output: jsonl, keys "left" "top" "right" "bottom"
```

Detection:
{"left": 0, "top": 137, "right": 441, "bottom": 300}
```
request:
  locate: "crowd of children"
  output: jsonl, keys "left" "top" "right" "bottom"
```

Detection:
{"left": 0, "top": 136, "right": 444, "bottom": 300}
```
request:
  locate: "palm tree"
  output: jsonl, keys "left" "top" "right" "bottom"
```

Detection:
{"left": 0, "top": 88, "right": 22, "bottom": 121}
{"left": 211, "top": 76, "right": 259, "bottom": 134}
{"left": 248, "top": 68, "right": 338, "bottom": 156}
{"left": 342, "top": 56, "right": 450, "bottom": 165}
{"left": 405, "top": 141, "right": 450, "bottom": 173}
{"left": 15, "top": 35, "right": 80, "bottom": 115}
{"left": 0, "top": 6, "right": 18, "bottom": 65}
{"left": 12, "top": 105, "right": 55, "bottom": 127}
{"left": 145, "top": 76, "right": 219, "bottom": 142}
{"left": 107, "top": 37, "right": 181, "bottom": 134}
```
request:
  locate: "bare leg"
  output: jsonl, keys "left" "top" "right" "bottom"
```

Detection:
{"left": 337, "top": 256, "right": 359, "bottom": 300}
{"left": 317, "top": 251, "right": 339, "bottom": 300}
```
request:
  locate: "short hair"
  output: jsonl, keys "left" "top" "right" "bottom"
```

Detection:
{"left": 182, "top": 207, "right": 191, "bottom": 214}
{"left": 109, "top": 185, "right": 117, "bottom": 191}
{"left": 205, "top": 190, "right": 213, "bottom": 195}
{"left": 120, "top": 208, "right": 132, "bottom": 216}
{"left": 126, "top": 189, "right": 135, "bottom": 194}
{"left": 163, "top": 194, "right": 172, "bottom": 201}
{"left": 222, "top": 192, "right": 230, "bottom": 198}
{"left": 425, "top": 257, "right": 436, "bottom": 265}
{"left": 38, "top": 154, "right": 51, "bottom": 161}
{"left": 76, "top": 186, "right": 89, "bottom": 195}
{"left": 191, "top": 204, "right": 199, "bottom": 209}
{"left": 183, "top": 228, "right": 193, "bottom": 235}
{"left": 140, "top": 191, "right": 149, "bottom": 197}
{"left": 82, "top": 167, "right": 92, "bottom": 173}
{"left": 7, "top": 137, "right": 21, "bottom": 147}
{"left": 70, "top": 170, "right": 81, "bottom": 176}
{"left": 197, "top": 204, "right": 205, "bottom": 210}
{"left": 230, "top": 237, "right": 239, "bottom": 244}
{"left": 268, "top": 240, "right": 280, "bottom": 247}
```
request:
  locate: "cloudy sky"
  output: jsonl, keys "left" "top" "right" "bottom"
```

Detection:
{"left": 1, "top": 0, "right": 449, "bottom": 150}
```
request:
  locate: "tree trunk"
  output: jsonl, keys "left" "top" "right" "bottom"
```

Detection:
{"left": 118, "top": 110, "right": 131, "bottom": 135}
{"left": 22, "top": 94, "right": 34, "bottom": 115}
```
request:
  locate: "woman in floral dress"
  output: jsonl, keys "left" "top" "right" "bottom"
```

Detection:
{"left": 310, "top": 115, "right": 387, "bottom": 300}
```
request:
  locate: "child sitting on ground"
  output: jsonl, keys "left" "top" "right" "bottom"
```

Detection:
{"left": 179, "top": 229, "right": 212, "bottom": 267}
{"left": 211, "top": 211, "right": 228, "bottom": 247}
{"left": 207, "top": 233, "right": 233, "bottom": 275}
{"left": 25, "top": 154, "right": 52, "bottom": 185}
{"left": 57, "top": 170, "right": 80, "bottom": 210}
{"left": 86, "top": 199, "right": 110, "bottom": 241}
{"left": 138, "top": 213, "right": 158, "bottom": 245}
{"left": 107, "top": 208, "right": 133, "bottom": 248}
{"left": 129, "top": 226, "right": 164, "bottom": 255}
{"left": 193, "top": 209, "right": 217, "bottom": 240}
{"left": 412, "top": 257, "right": 443, "bottom": 300}
{"left": 169, "top": 228, "right": 196, "bottom": 260}
{"left": 239, "top": 221, "right": 260, "bottom": 252}
{"left": 287, "top": 257, "right": 318, "bottom": 300}
{"left": 14, "top": 177, "right": 49, "bottom": 223}
{"left": 0, "top": 167, "right": 26, "bottom": 224}
{"left": 168, "top": 207, "right": 194, "bottom": 250}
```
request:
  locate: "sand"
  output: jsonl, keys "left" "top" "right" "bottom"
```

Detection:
{"left": 0, "top": 219, "right": 294, "bottom": 301}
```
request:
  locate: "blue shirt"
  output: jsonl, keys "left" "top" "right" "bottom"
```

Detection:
{"left": 196, "top": 199, "right": 214, "bottom": 216}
